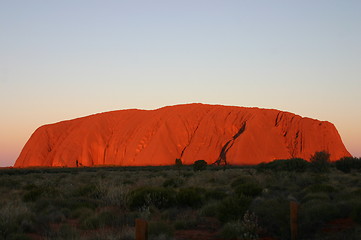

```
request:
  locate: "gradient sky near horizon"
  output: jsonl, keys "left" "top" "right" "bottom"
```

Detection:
{"left": 1, "top": 1, "right": 360, "bottom": 167}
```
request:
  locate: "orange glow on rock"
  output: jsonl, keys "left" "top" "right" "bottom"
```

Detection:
{"left": 14, "top": 103, "right": 351, "bottom": 167}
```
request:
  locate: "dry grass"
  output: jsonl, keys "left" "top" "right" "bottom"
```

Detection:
{"left": 0, "top": 165, "right": 360, "bottom": 239}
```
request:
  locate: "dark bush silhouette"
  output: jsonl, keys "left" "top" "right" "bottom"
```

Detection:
{"left": 193, "top": 160, "right": 207, "bottom": 171}
{"left": 175, "top": 158, "right": 183, "bottom": 166}
{"left": 335, "top": 157, "right": 361, "bottom": 173}
{"left": 310, "top": 151, "right": 330, "bottom": 172}
{"left": 257, "top": 158, "right": 310, "bottom": 172}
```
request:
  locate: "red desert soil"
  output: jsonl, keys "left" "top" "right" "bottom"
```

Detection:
{"left": 15, "top": 103, "right": 351, "bottom": 167}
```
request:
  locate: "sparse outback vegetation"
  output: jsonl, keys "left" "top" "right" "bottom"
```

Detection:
{"left": 0, "top": 155, "right": 360, "bottom": 240}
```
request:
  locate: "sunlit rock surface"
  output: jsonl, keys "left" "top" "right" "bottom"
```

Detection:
{"left": 15, "top": 104, "right": 351, "bottom": 167}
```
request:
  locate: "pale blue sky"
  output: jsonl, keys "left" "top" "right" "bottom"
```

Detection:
{"left": 1, "top": 1, "right": 360, "bottom": 166}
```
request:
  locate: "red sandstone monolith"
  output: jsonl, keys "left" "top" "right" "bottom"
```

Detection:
{"left": 14, "top": 103, "right": 351, "bottom": 167}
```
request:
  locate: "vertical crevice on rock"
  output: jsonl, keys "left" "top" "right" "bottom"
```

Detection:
{"left": 179, "top": 110, "right": 211, "bottom": 160}
{"left": 103, "top": 144, "right": 109, "bottom": 165}
{"left": 214, "top": 122, "right": 247, "bottom": 165}
{"left": 275, "top": 112, "right": 282, "bottom": 126}
{"left": 179, "top": 122, "right": 201, "bottom": 159}
{"left": 103, "top": 130, "right": 114, "bottom": 164}
{"left": 45, "top": 129, "right": 53, "bottom": 153}
{"left": 290, "top": 130, "right": 300, "bottom": 158}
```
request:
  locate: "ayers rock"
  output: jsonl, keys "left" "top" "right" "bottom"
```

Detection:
{"left": 15, "top": 104, "right": 351, "bottom": 167}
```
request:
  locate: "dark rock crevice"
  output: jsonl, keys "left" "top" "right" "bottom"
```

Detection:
{"left": 289, "top": 130, "right": 303, "bottom": 158}
{"left": 214, "top": 121, "right": 247, "bottom": 165}
{"left": 179, "top": 110, "right": 211, "bottom": 159}
{"left": 102, "top": 128, "right": 114, "bottom": 164}
{"left": 180, "top": 123, "right": 200, "bottom": 158}
{"left": 275, "top": 112, "right": 282, "bottom": 126}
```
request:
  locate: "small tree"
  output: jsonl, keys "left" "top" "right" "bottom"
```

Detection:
{"left": 310, "top": 151, "right": 330, "bottom": 172}
{"left": 335, "top": 157, "right": 361, "bottom": 173}
{"left": 175, "top": 158, "right": 183, "bottom": 166}
{"left": 193, "top": 160, "right": 207, "bottom": 171}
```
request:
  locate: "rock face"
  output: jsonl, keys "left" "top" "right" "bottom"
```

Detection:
{"left": 15, "top": 104, "right": 351, "bottom": 167}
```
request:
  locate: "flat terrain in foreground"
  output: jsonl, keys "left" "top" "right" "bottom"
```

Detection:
{"left": 0, "top": 164, "right": 360, "bottom": 240}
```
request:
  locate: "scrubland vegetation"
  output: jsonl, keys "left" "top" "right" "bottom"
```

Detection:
{"left": 0, "top": 154, "right": 360, "bottom": 240}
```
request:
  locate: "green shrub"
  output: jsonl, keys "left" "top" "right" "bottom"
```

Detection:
{"left": 97, "top": 210, "right": 118, "bottom": 227}
{"left": 57, "top": 224, "right": 79, "bottom": 239}
{"left": 193, "top": 160, "right": 207, "bottom": 171}
{"left": 127, "top": 187, "right": 176, "bottom": 210}
{"left": 23, "top": 183, "right": 37, "bottom": 191}
{"left": 159, "top": 207, "right": 178, "bottom": 222}
{"left": 69, "top": 207, "right": 93, "bottom": 219}
{"left": 48, "top": 197, "right": 98, "bottom": 211}
{"left": 200, "top": 202, "right": 218, "bottom": 217}
{"left": 216, "top": 195, "right": 252, "bottom": 223}
{"left": 148, "top": 221, "right": 174, "bottom": 239}
{"left": 312, "top": 184, "right": 335, "bottom": 193}
{"left": 119, "top": 225, "right": 135, "bottom": 240}
{"left": 234, "top": 182, "right": 262, "bottom": 198}
{"left": 79, "top": 209, "right": 122, "bottom": 230}
{"left": 299, "top": 200, "right": 340, "bottom": 236}
{"left": 218, "top": 211, "right": 260, "bottom": 240}
{"left": 250, "top": 198, "right": 289, "bottom": 239}
{"left": 174, "top": 219, "right": 197, "bottom": 230}
{"left": 303, "top": 184, "right": 336, "bottom": 194}
{"left": 163, "top": 178, "right": 183, "bottom": 188}
{"left": 4, "top": 161, "right": 361, "bottom": 239}
{"left": 310, "top": 151, "right": 330, "bottom": 172}
{"left": 71, "top": 184, "right": 97, "bottom": 198}
{"left": 31, "top": 198, "right": 50, "bottom": 214}
{"left": 176, "top": 187, "right": 204, "bottom": 208}
{"left": 257, "top": 158, "right": 310, "bottom": 172}
{"left": 0, "top": 176, "right": 22, "bottom": 190}
{"left": 334, "top": 200, "right": 358, "bottom": 219}
{"left": 23, "top": 185, "right": 59, "bottom": 202}
{"left": 6, "top": 233, "right": 33, "bottom": 240}
{"left": 302, "top": 192, "right": 330, "bottom": 203}
{"left": 219, "top": 221, "right": 243, "bottom": 239}
{"left": 182, "top": 171, "right": 194, "bottom": 177}
{"left": 123, "top": 179, "right": 134, "bottom": 185}
{"left": 0, "top": 201, "right": 31, "bottom": 239}
{"left": 336, "top": 157, "right": 361, "bottom": 173}
{"left": 33, "top": 207, "right": 66, "bottom": 226}
{"left": 230, "top": 176, "right": 254, "bottom": 188}
{"left": 80, "top": 213, "right": 100, "bottom": 229}
{"left": 231, "top": 176, "right": 262, "bottom": 198}
{"left": 205, "top": 188, "right": 227, "bottom": 200}
{"left": 351, "top": 200, "right": 361, "bottom": 224}
{"left": 96, "top": 183, "right": 128, "bottom": 208}
{"left": 352, "top": 188, "right": 361, "bottom": 198}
